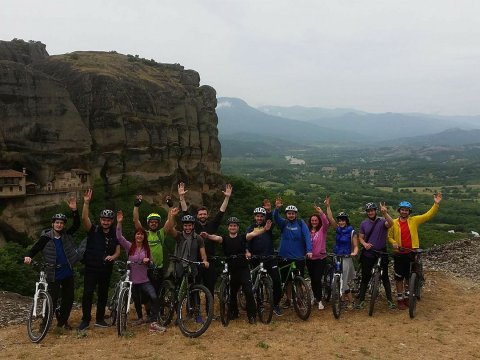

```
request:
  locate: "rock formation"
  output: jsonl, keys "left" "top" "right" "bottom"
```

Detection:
{"left": 0, "top": 39, "right": 223, "bottom": 239}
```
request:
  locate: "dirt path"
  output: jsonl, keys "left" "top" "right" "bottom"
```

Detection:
{"left": 1, "top": 271, "right": 479, "bottom": 360}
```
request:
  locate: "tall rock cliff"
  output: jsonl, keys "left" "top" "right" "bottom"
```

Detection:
{"left": 0, "top": 39, "right": 223, "bottom": 239}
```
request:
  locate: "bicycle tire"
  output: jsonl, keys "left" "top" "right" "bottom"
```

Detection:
{"left": 332, "top": 276, "right": 341, "bottom": 319}
{"left": 368, "top": 269, "right": 381, "bottom": 317}
{"left": 237, "top": 288, "right": 247, "bottom": 311}
{"left": 27, "top": 289, "right": 53, "bottom": 343}
{"left": 257, "top": 276, "right": 274, "bottom": 324}
{"left": 116, "top": 288, "right": 129, "bottom": 336}
{"left": 219, "top": 277, "right": 230, "bottom": 327}
{"left": 292, "top": 276, "right": 312, "bottom": 320}
{"left": 409, "top": 273, "right": 418, "bottom": 319}
{"left": 322, "top": 266, "right": 333, "bottom": 302}
{"left": 106, "top": 284, "right": 120, "bottom": 326}
{"left": 157, "top": 281, "right": 175, "bottom": 327}
{"left": 177, "top": 284, "right": 213, "bottom": 338}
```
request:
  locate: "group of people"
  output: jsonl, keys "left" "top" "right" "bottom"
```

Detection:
{"left": 24, "top": 181, "right": 442, "bottom": 332}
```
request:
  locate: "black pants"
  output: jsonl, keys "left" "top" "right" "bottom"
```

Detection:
{"left": 199, "top": 265, "right": 217, "bottom": 301}
{"left": 306, "top": 258, "right": 327, "bottom": 302}
{"left": 358, "top": 255, "right": 393, "bottom": 302}
{"left": 230, "top": 266, "right": 256, "bottom": 319}
{"left": 251, "top": 259, "right": 282, "bottom": 307}
{"left": 132, "top": 282, "right": 159, "bottom": 321}
{"left": 49, "top": 275, "right": 75, "bottom": 326}
{"left": 81, "top": 269, "right": 112, "bottom": 323}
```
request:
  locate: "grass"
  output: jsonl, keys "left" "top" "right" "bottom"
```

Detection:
{"left": 256, "top": 340, "right": 270, "bottom": 349}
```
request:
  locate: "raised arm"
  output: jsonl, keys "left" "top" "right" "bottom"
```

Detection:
{"left": 178, "top": 182, "right": 188, "bottom": 212}
{"left": 116, "top": 210, "right": 132, "bottom": 252}
{"left": 133, "top": 195, "right": 143, "bottom": 231}
{"left": 66, "top": 194, "right": 80, "bottom": 235}
{"left": 82, "top": 189, "right": 93, "bottom": 232}
{"left": 380, "top": 202, "right": 394, "bottom": 228}
{"left": 246, "top": 220, "right": 272, "bottom": 241}
{"left": 163, "top": 207, "right": 179, "bottom": 234}
{"left": 273, "top": 197, "right": 286, "bottom": 228}
{"left": 324, "top": 196, "right": 337, "bottom": 228}
{"left": 219, "top": 183, "right": 233, "bottom": 213}
{"left": 415, "top": 193, "right": 442, "bottom": 225}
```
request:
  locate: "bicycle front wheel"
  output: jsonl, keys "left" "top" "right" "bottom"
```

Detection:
{"left": 116, "top": 288, "right": 129, "bottom": 336}
{"left": 27, "top": 290, "right": 53, "bottom": 343}
{"left": 292, "top": 276, "right": 312, "bottom": 320}
{"left": 409, "top": 273, "right": 418, "bottom": 319}
{"left": 322, "top": 267, "right": 333, "bottom": 302}
{"left": 106, "top": 285, "right": 120, "bottom": 326}
{"left": 158, "top": 281, "right": 176, "bottom": 327}
{"left": 219, "top": 277, "right": 230, "bottom": 327}
{"left": 257, "top": 276, "right": 274, "bottom": 324}
{"left": 368, "top": 270, "right": 381, "bottom": 317}
{"left": 177, "top": 284, "right": 213, "bottom": 338}
{"left": 332, "top": 276, "right": 341, "bottom": 319}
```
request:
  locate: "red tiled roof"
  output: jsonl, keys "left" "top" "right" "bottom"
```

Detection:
{"left": 0, "top": 169, "right": 25, "bottom": 178}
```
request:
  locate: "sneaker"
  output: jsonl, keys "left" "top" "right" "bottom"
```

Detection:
{"left": 94, "top": 320, "right": 109, "bottom": 328}
{"left": 132, "top": 318, "right": 146, "bottom": 326}
{"left": 273, "top": 305, "right": 283, "bottom": 316}
{"left": 355, "top": 301, "right": 365, "bottom": 310}
{"left": 195, "top": 315, "right": 204, "bottom": 324}
{"left": 397, "top": 299, "right": 407, "bottom": 310}
{"left": 281, "top": 299, "right": 292, "bottom": 309}
{"left": 387, "top": 300, "right": 397, "bottom": 309}
{"left": 57, "top": 322, "right": 73, "bottom": 330}
{"left": 77, "top": 321, "right": 89, "bottom": 331}
{"left": 317, "top": 301, "right": 325, "bottom": 310}
{"left": 248, "top": 316, "right": 256, "bottom": 325}
{"left": 149, "top": 322, "right": 166, "bottom": 333}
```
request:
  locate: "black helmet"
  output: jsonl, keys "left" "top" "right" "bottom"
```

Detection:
{"left": 365, "top": 202, "right": 377, "bottom": 211}
{"left": 227, "top": 216, "right": 240, "bottom": 225}
{"left": 51, "top": 213, "right": 67, "bottom": 222}
{"left": 100, "top": 209, "right": 115, "bottom": 219}
{"left": 181, "top": 214, "right": 196, "bottom": 223}
{"left": 336, "top": 211, "right": 349, "bottom": 221}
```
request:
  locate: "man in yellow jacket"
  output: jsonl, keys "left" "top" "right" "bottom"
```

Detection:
{"left": 388, "top": 193, "right": 442, "bottom": 310}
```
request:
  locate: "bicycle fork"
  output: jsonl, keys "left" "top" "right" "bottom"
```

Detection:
{"left": 33, "top": 279, "right": 48, "bottom": 318}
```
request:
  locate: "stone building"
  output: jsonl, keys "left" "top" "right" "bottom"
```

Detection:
{"left": 0, "top": 169, "right": 27, "bottom": 197}
{"left": 46, "top": 169, "right": 90, "bottom": 191}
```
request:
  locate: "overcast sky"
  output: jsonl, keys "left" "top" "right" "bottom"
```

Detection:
{"left": 2, "top": 0, "right": 480, "bottom": 115}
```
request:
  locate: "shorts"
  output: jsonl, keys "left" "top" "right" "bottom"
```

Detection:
{"left": 393, "top": 253, "right": 412, "bottom": 280}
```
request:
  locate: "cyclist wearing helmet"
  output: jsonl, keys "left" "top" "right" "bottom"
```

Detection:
{"left": 325, "top": 196, "right": 359, "bottom": 310}
{"left": 24, "top": 195, "right": 81, "bottom": 330}
{"left": 388, "top": 193, "right": 442, "bottom": 310}
{"left": 78, "top": 189, "right": 120, "bottom": 331}
{"left": 273, "top": 198, "right": 312, "bottom": 308}
{"left": 245, "top": 200, "right": 283, "bottom": 316}
{"left": 165, "top": 208, "right": 209, "bottom": 280}
{"left": 178, "top": 182, "right": 233, "bottom": 301}
{"left": 356, "top": 202, "right": 395, "bottom": 310}
{"left": 132, "top": 194, "right": 176, "bottom": 294}
{"left": 202, "top": 217, "right": 257, "bottom": 324}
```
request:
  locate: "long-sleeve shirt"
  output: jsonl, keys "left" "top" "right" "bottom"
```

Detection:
{"left": 310, "top": 212, "right": 329, "bottom": 260}
{"left": 273, "top": 208, "right": 312, "bottom": 259}
{"left": 116, "top": 227, "right": 149, "bottom": 284}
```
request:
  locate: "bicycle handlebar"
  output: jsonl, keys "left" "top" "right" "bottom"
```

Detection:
{"left": 169, "top": 255, "right": 204, "bottom": 266}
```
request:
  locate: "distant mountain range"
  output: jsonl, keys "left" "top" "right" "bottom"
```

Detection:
{"left": 217, "top": 97, "right": 480, "bottom": 155}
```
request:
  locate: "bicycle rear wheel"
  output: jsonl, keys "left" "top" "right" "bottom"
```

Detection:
{"left": 292, "top": 276, "right": 312, "bottom": 320}
{"left": 157, "top": 281, "right": 175, "bottom": 327}
{"left": 409, "top": 273, "right": 418, "bottom": 319}
{"left": 177, "top": 284, "right": 213, "bottom": 338}
{"left": 368, "top": 270, "right": 381, "bottom": 317}
{"left": 332, "top": 276, "right": 341, "bottom": 319}
{"left": 322, "top": 266, "right": 333, "bottom": 302}
{"left": 219, "top": 277, "right": 230, "bottom": 327}
{"left": 116, "top": 288, "right": 129, "bottom": 336}
{"left": 27, "top": 290, "right": 53, "bottom": 343}
{"left": 257, "top": 276, "right": 274, "bottom": 324}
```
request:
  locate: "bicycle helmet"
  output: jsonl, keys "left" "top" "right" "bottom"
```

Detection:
{"left": 285, "top": 205, "right": 298, "bottom": 213}
{"left": 181, "top": 214, "right": 196, "bottom": 223}
{"left": 336, "top": 211, "right": 349, "bottom": 221}
{"left": 365, "top": 202, "right": 377, "bottom": 211}
{"left": 397, "top": 201, "right": 412, "bottom": 212}
{"left": 100, "top": 209, "right": 115, "bottom": 219}
{"left": 146, "top": 213, "right": 161, "bottom": 222}
{"left": 253, "top": 207, "right": 267, "bottom": 215}
{"left": 227, "top": 216, "right": 240, "bottom": 225}
{"left": 51, "top": 213, "right": 67, "bottom": 222}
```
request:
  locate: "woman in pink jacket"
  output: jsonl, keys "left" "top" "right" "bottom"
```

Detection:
{"left": 306, "top": 205, "right": 330, "bottom": 310}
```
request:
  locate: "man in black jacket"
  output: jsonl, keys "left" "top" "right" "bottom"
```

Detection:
{"left": 24, "top": 195, "right": 81, "bottom": 330}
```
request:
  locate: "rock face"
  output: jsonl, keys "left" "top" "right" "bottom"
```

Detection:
{"left": 0, "top": 40, "right": 222, "bottom": 239}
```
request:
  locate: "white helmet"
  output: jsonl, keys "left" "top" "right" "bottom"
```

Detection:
{"left": 253, "top": 207, "right": 267, "bottom": 215}
{"left": 285, "top": 205, "right": 298, "bottom": 213}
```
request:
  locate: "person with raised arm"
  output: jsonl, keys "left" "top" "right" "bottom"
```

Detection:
{"left": 77, "top": 189, "right": 120, "bottom": 331}
{"left": 325, "top": 196, "right": 358, "bottom": 310}
{"left": 178, "top": 182, "right": 232, "bottom": 301}
{"left": 388, "top": 193, "right": 442, "bottom": 310}
{"left": 24, "top": 195, "right": 81, "bottom": 330}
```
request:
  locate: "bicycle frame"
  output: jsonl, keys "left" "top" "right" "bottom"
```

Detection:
{"left": 277, "top": 260, "right": 301, "bottom": 291}
{"left": 32, "top": 270, "right": 49, "bottom": 318}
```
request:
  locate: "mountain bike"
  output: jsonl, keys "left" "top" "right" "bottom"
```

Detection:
{"left": 325, "top": 254, "right": 352, "bottom": 319}
{"left": 157, "top": 255, "right": 213, "bottom": 337}
{"left": 105, "top": 260, "right": 133, "bottom": 336}
{"left": 407, "top": 248, "right": 426, "bottom": 319}
{"left": 367, "top": 249, "right": 391, "bottom": 317}
{"left": 26, "top": 261, "right": 56, "bottom": 343}
{"left": 277, "top": 258, "right": 311, "bottom": 320}
{"left": 235, "top": 255, "right": 275, "bottom": 324}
